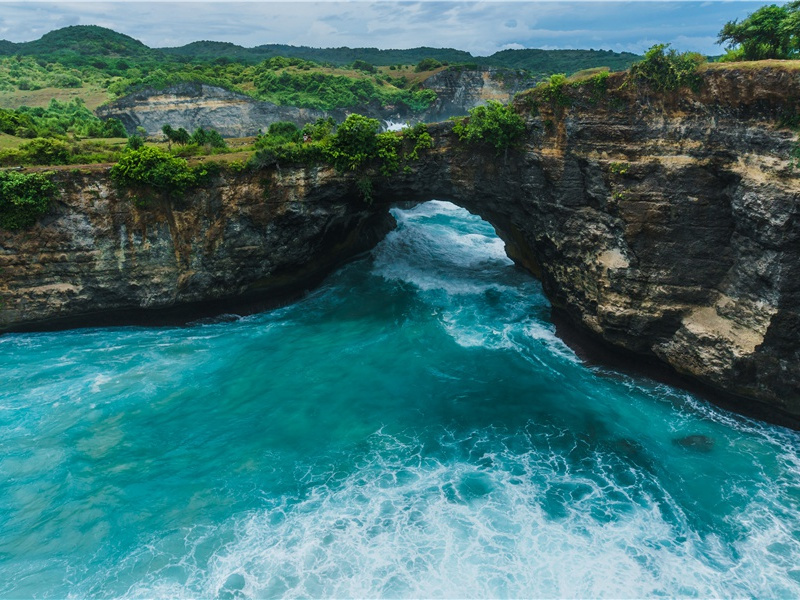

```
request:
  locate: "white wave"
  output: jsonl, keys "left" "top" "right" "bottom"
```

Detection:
{"left": 96, "top": 430, "right": 800, "bottom": 599}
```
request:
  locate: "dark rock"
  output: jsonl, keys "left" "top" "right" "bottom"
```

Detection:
{"left": 673, "top": 435, "right": 715, "bottom": 453}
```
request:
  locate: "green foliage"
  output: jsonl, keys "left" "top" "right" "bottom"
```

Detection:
{"left": 0, "top": 108, "right": 38, "bottom": 137}
{"left": 126, "top": 134, "right": 144, "bottom": 150}
{"left": 0, "top": 170, "right": 59, "bottom": 230}
{"left": 162, "top": 124, "right": 190, "bottom": 146}
{"left": 718, "top": 2, "right": 800, "bottom": 61}
{"left": 266, "top": 121, "right": 302, "bottom": 144}
{"left": 110, "top": 146, "right": 198, "bottom": 196}
{"left": 351, "top": 60, "right": 376, "bottom": 73}
{"left": 452, "top": 100, "right": 526, "bottom": 154}
{"left": 404, "top": 122, "right": 433, "bottom": 160}
{"left": 190, "top": 127, "right": 227, "bottom": 149}
{"left": 540, "top": 73, "right": 571, "bottom": 107}
{"left": 415, "top": 58, "right": 443, "bottom": 72}
{"left": 629, "top": 44, "right": 705, "bottom": 92}
{"left": 17, "top": 138, "right": 71, "bottom": 164}
{"left": 325, "top": 114, "right": 382, "bottom": 172}
{"left": 1, "top": 99, "right": 127, "bottom": 139}
{"left": 356, "top": 176, "right": 374, "bottom": 203}
{"left": 609, "top": 162, "right": 629, "bottom": 175}
{"left": 376, "top": 131, "right": 401, "bottom": 176}
{"left": 301, "top": 117, "right": 336, "bottom": 142}
{"left": 588, "top": 70, "right": 609, "bottom": 103}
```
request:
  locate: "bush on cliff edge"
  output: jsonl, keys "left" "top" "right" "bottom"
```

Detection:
{"left": 452, "top": 100, "right": 525, "bottom": 154}
{"left": 110, "top": 146, "right": 198, "bottom": 197}
{"left": 0, "top": 171, "right": 59, "bottom": 230}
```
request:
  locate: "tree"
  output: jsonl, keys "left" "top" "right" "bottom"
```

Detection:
{"left": 452, "top": 100, "right": 525, "bottom": 154}
{"left": 718, "top": 2, "right": 800, "bottom": 60}
{"left": 325, "top": 114, "right": 381, "bottom": 171}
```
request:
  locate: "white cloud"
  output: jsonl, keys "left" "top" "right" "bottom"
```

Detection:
{"left": 0, "top": 1, "right": 777, "bottom": 56}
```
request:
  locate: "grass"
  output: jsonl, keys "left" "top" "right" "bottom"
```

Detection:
{"left": 0, "top": 87, "right": 110, "bottom": 110}
{"left": 567, "top": 66, "right": 610, "bottom": 82}
{"left": 0, "top": 133, "right": 26, "bottom": 151}
{"left": 702, "top": 59, "right": 800, "bottom": 72}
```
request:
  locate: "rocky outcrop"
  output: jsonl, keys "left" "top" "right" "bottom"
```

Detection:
{"left": 0, "top": 167, "right": 393, "bottom": 329}
{"left": 97, "top": 68, "right": 537, "bottom": 136}
{"left": 3, "top": 65, "right": 799, "bottom": 423}
{"left": 96, "top": 83, "right": 328, "bottom": 137}
{"left": 419, "top": 67, "right": 537, "bottom": 121}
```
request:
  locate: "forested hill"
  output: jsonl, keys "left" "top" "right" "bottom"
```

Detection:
{"left": 0, "top": 25, "right": 640, "bottom": 75}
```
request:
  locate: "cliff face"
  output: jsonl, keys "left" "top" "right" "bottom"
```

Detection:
{"left": 419, "top": 67, "right": 537, "bottom": 121}
{"left": 0, "top": 168, "right": 393, "bottom": 329}
{"left": 97, "top": 68, "right": 536, "bottom": 136}
{"left": 3, "top": 65, "right": 799, "bottom": 423}
{"left": 96, "top": 83, "right": 329, "bottom": 137}
{"left": 374, "top": 66, "right": 800, "bottom": 422}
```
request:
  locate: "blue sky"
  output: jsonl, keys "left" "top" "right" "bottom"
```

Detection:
{"left": 0, "top": 2, "right": 778, "bottom": 56}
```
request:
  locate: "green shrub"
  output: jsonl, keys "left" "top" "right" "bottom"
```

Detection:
{"left": 415, "top": 58, "right": 442, "bottom": 72}
{"left": 326, "top": 114, "right": 381, "bottom": 172}
{"left": 629, "top": 44, "right": 705, "bottom": 92}
{"left": 404, "top": 122, "right": 433, "bottom": 160}
{"left": 18, "top": 138, "right": 71, "bottom": 165}
{"left": 452, "top": 100, "right": 526, "bottom": 154}
{"left": 0, "top": 171, "right": 59, "bottom": 230}
{"left": 540, "top": 73, "right": 570, "bottom": 107}
{"left": 190, "top": 127, "right": 227, "bottom": 149}
{"left": 126, "top": 134, "right": 145, "bottom": 150}
{"left": 376, "top": 131, "right": 401, "bottom": 176}
{"left": 110, "top": 146, "right": 197, "bottom": 196}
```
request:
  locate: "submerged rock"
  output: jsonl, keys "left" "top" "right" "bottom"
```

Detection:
{"left": 673, "top": 435, "right": 715, "bottom": 453}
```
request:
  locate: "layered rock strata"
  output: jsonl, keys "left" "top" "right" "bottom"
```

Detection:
{"left": 0, "top": 168, "right": 393, "bottom": 330}
{"left": 2, "top": 65, "right": 799, "bottom": 422}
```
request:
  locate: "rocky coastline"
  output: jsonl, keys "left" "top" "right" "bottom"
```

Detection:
{"left": 2, "top": 65, "right": 799, "bottom": 423}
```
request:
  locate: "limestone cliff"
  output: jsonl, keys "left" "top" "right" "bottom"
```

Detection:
{"left": 0, "top": 167, "right": 393, "bottom": 329}
{"left": 97, "top": 68, "right": 536, "bottom": 136}
{"left": 3, "top": 65, "right": 799, "bottom": 423}
{"left": 96, "top": 83, "right": 329, "bottom": 137}
{"left": 419, "top": 67, "right": 537, "bottom": 121}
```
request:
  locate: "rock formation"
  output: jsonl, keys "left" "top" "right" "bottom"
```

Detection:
{"left": 96, "top": 68, "right": 536, "bottom": 136}
{"left": 2, "top": 65, "right": 799, "bottom": 423}
{"left": 96, "top": 83, "right": 329, "bottom": 137}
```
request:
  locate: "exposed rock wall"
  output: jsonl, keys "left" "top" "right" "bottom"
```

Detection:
{"left": 96, "top": 83, "right": 328, "bottom": 137}
{"left": 3, "top": 65, "right": 799, "bottom": 422}
{"left": 0, "top": 167, "right": 392, "bottom": 329}
{"left": 419, "top": 67, "right": 538, "bottom": 121}
{"left": 97, "top": 68, "right": 536, "bottom": 136}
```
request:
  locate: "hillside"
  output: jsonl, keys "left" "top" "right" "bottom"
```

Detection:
{"left": 0, "top": 25, "right": 639, "bottom": 75}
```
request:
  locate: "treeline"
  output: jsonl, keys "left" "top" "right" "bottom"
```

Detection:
{"left": 0, "top": 25, "right": 640, "bottom": 81}
{"left": 0, "top": 98, "right": 125, "bottom": 138}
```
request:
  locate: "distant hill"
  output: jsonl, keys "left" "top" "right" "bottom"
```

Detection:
{"left": 0, "top": 25, "right": 640, "bottom": 76}
{"left": 484, "top": 48, "right": 640, "bottom": 76}
{"left": 161, "top": 42, "right": 477, "bottom": 67}
{"left": 0, "top": 25, "right": 157, "bottom": 62}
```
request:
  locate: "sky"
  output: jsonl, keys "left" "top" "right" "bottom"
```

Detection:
{"left": 0, "top": 1, "right": 779, "bottom": 56}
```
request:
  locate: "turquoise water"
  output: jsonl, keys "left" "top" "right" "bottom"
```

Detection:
{"left": 2, "top": 200, "right": 800, "bottom": 598}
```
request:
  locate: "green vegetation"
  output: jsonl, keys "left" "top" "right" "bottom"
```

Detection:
{"left": 718, "top": 2, "right": 800, "bottom": 61}
{"left": 629, "top": 44, "right": 705, "bottom": 92}
{"left": 0, "top": 136, "right": 124, "bottom": 166}
{"left": 110, "top": 146, "right": 203, "bottom": 200}
{"left": 0, "top": 26, "right": 642, "bottom": 113}
{"left": 326, "top": 114, "right": 382, "bottom": 172}
{"left": 415, "top": 58, "right": 443, "bottom": 72}
{"left": 0, "top": 170, "right": 59, "bottom": 230}
{"left": 539, "top": 73, "right": 571, "bottom": 107}
{"left": 0, "top": 99, "right": 125, "bottom": 138}
{"left": 452, "top": 101, "right": 526, "bottom": 154}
